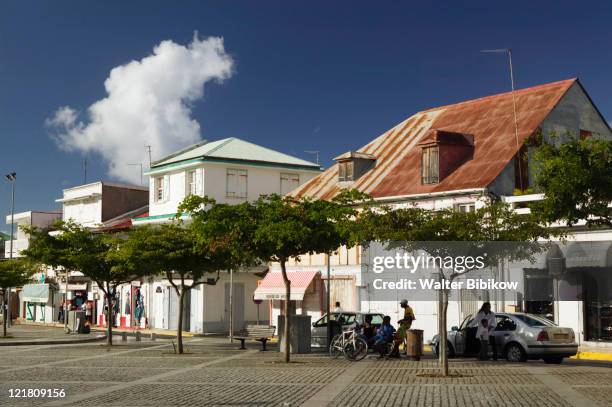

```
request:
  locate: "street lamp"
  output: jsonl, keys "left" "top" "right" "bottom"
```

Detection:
{"left": 481, "top": 48, "right": 524, "bottom": 191}
{"left": 5, "top": 172, "right": 16, "bottom": 328}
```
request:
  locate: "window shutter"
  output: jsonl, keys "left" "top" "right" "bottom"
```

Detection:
{"left": 163, "top": 174, "right": 170, "bottom": 202}
{"left": 239, "top": 170, "right": 247, "bottom": 198}
{"left": 195, "top": 168, "right": 203, "bottom": 196}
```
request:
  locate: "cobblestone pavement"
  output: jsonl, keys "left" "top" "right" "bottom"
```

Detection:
{"left": 0, "top": 337, "right": 610, "bottom": 407}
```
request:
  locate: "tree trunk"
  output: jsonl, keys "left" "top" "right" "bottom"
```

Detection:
{"left": 440, "top": 288, "right": 449, "bottom": 376}
{"left": 280, "top": 260, "right": 291, "bottom": 363}
{"left": 2, "top": 291, "right": 7, "bottom": 337}
{"left": 106, "top": 293, "right": 113, "bottom": 346}
{"left": 177, "top": 288, "right": 185, "bottom": 354}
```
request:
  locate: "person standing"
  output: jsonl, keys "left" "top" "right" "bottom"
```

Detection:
{"left": 85, "top": 301, "right": 93, "bottom": 323}
{"left": 333, "top": 301, "right": 342, "bottom": 313}
{"left": 399, "top": 299, "right": 415, "bottom": 329}
{"left": 58, "top": 299, "right": 65, "bottom": 323}
{"left": 474, "top": 302, "right": 497, "bottom": 360}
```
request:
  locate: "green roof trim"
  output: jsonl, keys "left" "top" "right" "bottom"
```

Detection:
{"left": 132, "top": 212, "right": 188, "bottom": 222}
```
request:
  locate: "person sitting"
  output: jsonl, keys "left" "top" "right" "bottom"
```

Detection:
{"left": 374, "top": 316, "right": 396, "bottom": 358}
{"left": 361, "top": 315, "right": 376, "bottom": 346}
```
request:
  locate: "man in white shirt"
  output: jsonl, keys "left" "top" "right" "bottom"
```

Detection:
{"left": 473, "top": 302, "right": 497, "bottom": 360}
{"left": 333, "top": 302, "right": 342, "bottom": 313}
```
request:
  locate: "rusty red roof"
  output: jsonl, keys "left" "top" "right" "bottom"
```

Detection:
{"left": 292, "top": 78, "right": 578, "bottom": 200}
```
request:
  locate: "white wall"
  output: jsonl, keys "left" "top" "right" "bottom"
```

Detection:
{"left": 61, "top": 183, "right": 104, "bottom": 227}
{"left": 149, "top": 162, "right": 319, "bottom": 216}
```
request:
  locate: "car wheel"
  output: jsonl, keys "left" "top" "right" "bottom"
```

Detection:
{"left": 543, "top": 357, "right": 563, "bottom": 364}
{"left": 505, "top": 343, "right": 526, "bottom": 362}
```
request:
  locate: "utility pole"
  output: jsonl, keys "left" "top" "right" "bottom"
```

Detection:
{"left": 5, "top": 172, "right": 16, "bottom": 329}
{"left": 128, "top": 163, "right": 144, "bottom": 186}
{"left": 481, "top": 48, "right": 523, "bottom": 191}
{"left": 229, "top": 269, "right": 233, "bottom": 342}
{"left": 326, "top": 253, "right": 331, "bottom": 347}
{"left": 145, "top": 145, "right": 152, "bottom": 168}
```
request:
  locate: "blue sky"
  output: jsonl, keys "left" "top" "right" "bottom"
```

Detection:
{"left": 1, "top": 1, "right": 611, "bottom": 230}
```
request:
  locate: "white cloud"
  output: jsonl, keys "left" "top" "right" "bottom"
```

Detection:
{"left": 48, "top": 33, "right": 234, "bottom": 184}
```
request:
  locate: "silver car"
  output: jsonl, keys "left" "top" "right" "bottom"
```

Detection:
{"left": 431, "top": 312, "right": 578, "bottom": 363}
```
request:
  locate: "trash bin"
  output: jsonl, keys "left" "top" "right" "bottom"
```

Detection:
{"left": 68, "top": 310, "right": 86, "bottom": 333}
{"left": 406, "top": 329, "right": 423, "bottom": 361}
{"left": 278, "top": 315, "right": 312, "bottom": 354}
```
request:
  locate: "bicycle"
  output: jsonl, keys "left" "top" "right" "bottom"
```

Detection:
{"left": 329, "top": 326, "right": 368, "bottom": 361}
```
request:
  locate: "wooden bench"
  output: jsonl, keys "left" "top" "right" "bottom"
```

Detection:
{"left": 233, "top": 324, "right": 276, "bottom": 351}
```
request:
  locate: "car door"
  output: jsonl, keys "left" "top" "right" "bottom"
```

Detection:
{"left": 453, "top": 315, "right": 473, "bottom": 355}
{"left": 311, "top": 313, "right": 335, "bottom": 347}
{"left": 494, "top": 315, "right": 517, "bottom": 354}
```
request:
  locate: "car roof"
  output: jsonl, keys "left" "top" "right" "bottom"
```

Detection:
{"left": 329, "top": 311, "right": 383, "bottom": 316}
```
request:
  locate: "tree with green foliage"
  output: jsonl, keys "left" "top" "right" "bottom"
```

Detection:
{"left": 0, "top": 259, "right": 34, "bottom": 337}
{"left": 250, "top": 192, "right": 366, "bottom": 362}
{"left": 23, "top": 221, "right": 145, "bottom": 345}
{"left": 118, "top": 223, "right": 225, "bottom": 354}
{"left": 180, "top": 191, "right": 368, "bottom": 362}
{"left": 369, "top": 201, "right": 558, "bottom": 376}
{"left": 531, "top": 134, "right": 612, "bottom": 227}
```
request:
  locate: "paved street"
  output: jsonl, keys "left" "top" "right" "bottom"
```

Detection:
{"left": 0, "top": 333, "right": 611, "bottom": 407}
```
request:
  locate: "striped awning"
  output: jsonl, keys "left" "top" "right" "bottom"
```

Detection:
{"left": 253, "top": 271, "right": 319, "bottom": 301}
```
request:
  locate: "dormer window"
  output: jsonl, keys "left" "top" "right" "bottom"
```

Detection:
{"left": 421, "top": 146, "right": 439, "bottom": 184}
{"left": 338, "top": 161, "right": 354, "bottom": 182}
{"left": 419, "top": 129, "right": 474, "bottom": 185}
{"left": 335, "top": 151, "right": 375, "bottom": 182}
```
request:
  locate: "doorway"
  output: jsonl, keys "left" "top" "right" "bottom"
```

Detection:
{"left": 225, "top": 283, "right": 244, "bottom": 332}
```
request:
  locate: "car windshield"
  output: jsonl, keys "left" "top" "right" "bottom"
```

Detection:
{"left": 513, "top": 314, "right": 555, "bottom": 327}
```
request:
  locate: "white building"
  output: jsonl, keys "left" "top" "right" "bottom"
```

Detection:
{"left": 4, "top": 211, "right": 61, "bottom": 258}
{"left": 54, "top": 181, "right": 149, "bottom": 327}
{"left": 130, "top": 137, "right": 321, "bottom": 334}
{"left": 261, "top": 78, "right": 612, "bottom": 346}
{"left": 5, "top": 211, "right": 61, "bottom": 323}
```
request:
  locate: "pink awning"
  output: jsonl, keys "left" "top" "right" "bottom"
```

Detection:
{"left": 253, "top": 271, "right": 319, "bottom": 301}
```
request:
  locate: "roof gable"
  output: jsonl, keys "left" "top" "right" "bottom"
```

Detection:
{"left": 292, "top": 78, "right": 577, "bottom": 200}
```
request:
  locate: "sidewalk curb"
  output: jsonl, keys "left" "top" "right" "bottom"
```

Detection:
{"left": 571, "top": 351, "right": 612, "bottom": 361}
{"left": 0, "top": 335, "right": 107, "bottom": 346}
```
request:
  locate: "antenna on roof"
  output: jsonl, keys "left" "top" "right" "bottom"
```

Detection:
{"left": 83, "top": 157, "right": 87, "bottom": 184}
{"left": 481, "top": 48, "right": 523, "bottom": 191}
{"left": 145, "top": 145, "right": 152, "bottom": 168}
{"left": 304, "top": 150, "right": 320, "bottom": 166}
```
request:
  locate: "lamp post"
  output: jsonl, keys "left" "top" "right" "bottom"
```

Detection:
{"left": 481, "top": 48, "right": 523, "bottom": 191}
{"left": 5, "top": 172, "right": 16, "bottom": 328}
{"left": 326, "top": 253, "right": 331, "bottom": 347}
